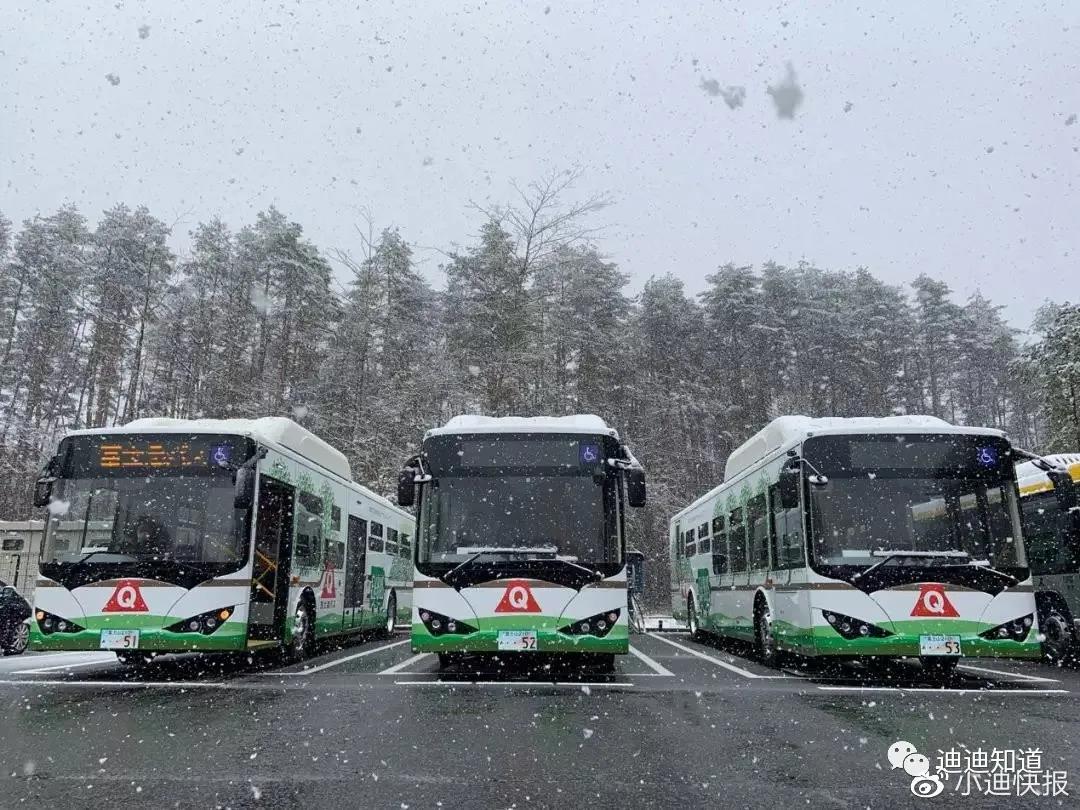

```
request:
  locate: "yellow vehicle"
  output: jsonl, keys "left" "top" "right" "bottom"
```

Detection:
{"left": 1016, "top": 454, "right": 1080, "bottom": 661}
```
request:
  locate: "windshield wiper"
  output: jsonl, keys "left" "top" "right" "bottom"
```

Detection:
{"left": 442, "top": 550, "right": 489, "bottom": 584}
{"left": 440, "top": 547, "right": 604, "bottom": 589}
{"left": 852, "top": 550, "right": 970, "bottom": 581}
{"left": 68, "top": 550, "right": 135, "bottom": 568}
{"left": 556, "top": 558, "right": 603, "bottom": 582}
{"left": 966, "top": 561, "right": 1019, "bottom": 587}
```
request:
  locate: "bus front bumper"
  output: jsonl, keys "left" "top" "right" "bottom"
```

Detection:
{"left": 29, "top": 622, "right": 249, "bottom": 653}
{"left": 784, "top": 626, "right": 1043, "bottom": 659}
{"left": 411, "top": 624, "right": 629, "bottom": 655}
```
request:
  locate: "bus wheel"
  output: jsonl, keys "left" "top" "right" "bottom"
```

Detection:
{"left": 754, "top": 600, "right": 779, "bottom": 668}
{"left": 687, "top": 596, "right": 700, "bottom": 639}
{"left": 384, "top": 594, "right": 397, "bottom": 638}
{"left": 1040, "top": 609, "right": 1074, "bottom": 663}
{"left": 920, "top": 657, "right": 958, "bottom": 678}
{"left": 2, "top": 622, "right": 29, "bottom": 655}
{"left": 289, "top": 602, "right": 314, "bottom": 662}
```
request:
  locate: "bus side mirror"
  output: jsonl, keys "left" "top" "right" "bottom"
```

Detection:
{"left": 626, "top": 468, "right": 646, "bottom": 508}
{"left": 33, "top": 478, "right": 54, "bottom": 508}
{"left": 234, "top": 466, "right": 256, "bottom": 510}
{"left": 778, "top": 466, "right": 800, "bottom": 509}
{"left": 397, "top": 468, "right": 416, "bottom": 507}
{"left": 33, "top": 455, "right": 59, "bottom": 508}
{"left": 1049, "top": 470, "right": 1079, "bottom": 511}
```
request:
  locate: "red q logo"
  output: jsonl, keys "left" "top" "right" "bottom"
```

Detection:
{"left": 102, "top": 580, "right": 149, "bottom": 613}
{"left": 494, "top": 580, "right": 541, "bottom": 613}
{"left": 910, "top": 584, "right": 959, "bottom": 618}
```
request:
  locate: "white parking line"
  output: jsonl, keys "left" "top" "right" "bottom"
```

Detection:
{"left": 259, "top": 639, "right": 410, "bottom": 676}
{"left": 0, "top": 679, "right": 253, "bottom": 690}
{"left": 15, "top": 654, "right": 118, "bottom": 674}
{"left": 817, "top": 686, "right": 1069, "bottom": 695}
{"left": 957, "top": 663, "right": 1059, "bottom": 683}
{"left": 395, "top": 680, "right": 636, "bottom": 688}
{"left": 647, "top": 633, "right": 790, "bottom": 679}
{"left": 628, "top": 644, "right": 675, "bottom": 677}
{"left": 378, "top": 652, "right": 432, "bottom": 675}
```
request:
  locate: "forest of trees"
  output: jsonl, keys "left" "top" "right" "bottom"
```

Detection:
{"left": 2, "top": 176, "right": 1079, "bottom": 602}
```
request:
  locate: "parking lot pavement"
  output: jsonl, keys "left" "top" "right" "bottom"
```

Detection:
{"left": 3, "top": 633, "right": 1080, "bottom": 807}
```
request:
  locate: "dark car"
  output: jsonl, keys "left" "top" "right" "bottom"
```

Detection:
{"left": 0, "top": 579, "right": 31, "bottom": 655}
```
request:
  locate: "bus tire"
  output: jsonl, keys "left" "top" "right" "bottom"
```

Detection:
{"left": 384, "top": 593, "right": 397, "bottom": 638}
{"left": 288, "top": 599, "right": 315, "bottom": 663}
{"left": 1036, "top": 594, "right": 1077, "bottom": 663}
{"left": 687, "top": 595, "right": 701, "bottom": 639}
{"left": 754, "top": 597, "right": 779, "bottom": 668}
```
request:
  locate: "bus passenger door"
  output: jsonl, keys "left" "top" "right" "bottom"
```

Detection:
{"left": 248, "top": 476, "right": 295, "bottom": 642}
{"left": 344, "top": 516, "right": 367, "bottom": 629}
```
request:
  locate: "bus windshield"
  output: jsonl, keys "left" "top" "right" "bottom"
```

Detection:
{"left": 417, "top": 433, "right": 621, "bottom": 571}
{"left": 804, "top": 433, "right": 1025, "bottom": 570}
{"left": 42, "top": 475, "right": 245, "bottom": 567}
{"left": 39, "top": 433, "right": 252, "bottom": 587}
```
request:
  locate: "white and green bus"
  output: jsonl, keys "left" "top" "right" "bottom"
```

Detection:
{"left": 1016, "top": 454, "right": 1080, "bottom": 661}
{"left": 30, "top": 417, "right": 412, "bottom": 664}
{"left": 396, "top": 415, "right": 646, "bottom": 671}
{"left": 671, "top": 415, "right": 1043, "bottom": 673}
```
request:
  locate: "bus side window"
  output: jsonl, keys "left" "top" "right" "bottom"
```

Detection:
{"left": 748, "top": 494, "right": 768, "bottom": 570}
{"left": 296, "top": 492, "right": 325, "bottom": 568}
{"left": 684, "top": 529, "right": 696, "bottom": 558}
{"left": 400, "top": 533, "right": 411, "bottom": 559}
{"left": 331, "top": 540, "right": 345, "bottom": 568}
{"left": 674, "top": 526, "right": 683, "bottom": 558}
{"left": 728, "top": 507, "right": 747, "bottom": 573}
{"left": 771, "top": 484, "right": 804, "bottom": 570}
{"left": 697, "top": 522, "right": 710, "bottom": 555}
{"left": 369, "top": 522, "right": 384, "bottom": 553}
{"left": 711, "top": 515, "right": 727, "bottom": 574}
{"left": 386, "top": 528, "right": 399, "bottom": 556}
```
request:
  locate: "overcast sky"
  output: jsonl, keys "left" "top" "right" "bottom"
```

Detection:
{"left": 3, "top": 1, "right": 1077, "bottom": 330}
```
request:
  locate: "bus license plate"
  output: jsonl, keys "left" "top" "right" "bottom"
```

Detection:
{"left": 497, "top": 630, "right": 538, "bottom": 652}
{"left": 919, "top": 634, "right": 961, "bottom": 656}
{"left": 100, "top": 630, "right": 140, "bottom": 650}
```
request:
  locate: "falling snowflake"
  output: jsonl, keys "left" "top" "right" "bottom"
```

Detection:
{"left": 767, "top": 63, "right": 803, "bottom": 119}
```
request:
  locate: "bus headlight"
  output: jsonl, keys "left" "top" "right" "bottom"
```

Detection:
{"left": 165, "top": 606, "right": 234, "bottom": 636}
{"left": 979, "top": 614, "right": 1034, "bottom": 642}
{"left": 559, "top": 608, "right": 621, "bottom": 638}
{"left": 418, "top": 608, "right": 477, "bottom": 637}
{"left": 821, "top": 610, "right": 892, "bottom": 640}
{"left": 34, "top": 609, "right": 85, "bottom": 635}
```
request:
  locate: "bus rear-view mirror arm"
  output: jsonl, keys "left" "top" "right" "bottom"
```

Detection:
{"left": 1015, "top": 446, "right": 1078, "bottom": 510}
{"left": 233, "top": 447, "right": 267, "bottom": 510}
{"left": 32, "top": 455, "right": 60, "bottom": 508}
{"left": 780, "top": 453, "right": 828, "bottom": 510}
{"left": 606, "top": 451, "right": 646, "bottom": 508}
{"left": 398, "top": 454, "right": 428, "bottom": 507}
